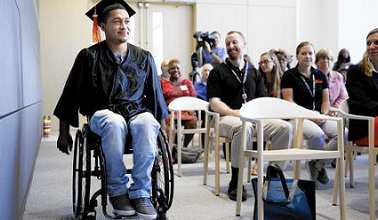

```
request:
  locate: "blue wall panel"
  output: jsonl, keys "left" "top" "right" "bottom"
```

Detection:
{"left": 0, "top": 113, "right": 20, "bottom": 220}
{"left": 18, "top": 0, "right": 41, "bottom": 106}
{"left": 0, "top": 0, "right": 22, "bottom": 117}
{"left": 0, "top": 0, "right": 41, "bottom": 219}
{"left": 18, "top": 103, "right": 42, "bottom": 216}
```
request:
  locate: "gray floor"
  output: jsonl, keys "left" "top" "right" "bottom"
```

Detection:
{"left": 23, "top": 135, "right": 378, "bottom": 220}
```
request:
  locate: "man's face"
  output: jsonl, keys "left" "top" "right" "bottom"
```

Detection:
{"left": 225, "top": 33, "right": 245, "bottom": 61}
{"left": 201, "top": 65, "right": 212, "bottom": 81}
{"left": 161, "top": 61, "right": 169, "bottom": 73}
{"left": 100, "top": 9, "right": 131, "bottom": 44}
{"left": 213, "top": 33, "right": 220, "bottom": 47}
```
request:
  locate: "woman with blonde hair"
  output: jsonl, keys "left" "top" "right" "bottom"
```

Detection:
{"left": 346, "top": 28, "right": 378, "bottom": 146}
{"left": 258, "top": 51, "right": 282, "bottom": 98}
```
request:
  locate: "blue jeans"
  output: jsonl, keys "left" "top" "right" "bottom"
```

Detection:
{"left": 90, "top": 109, "right": 160, "bottom": 199}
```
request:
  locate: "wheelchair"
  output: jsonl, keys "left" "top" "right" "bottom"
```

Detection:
{"left": 72, "top": 123, "right": 174, "bottom": 219}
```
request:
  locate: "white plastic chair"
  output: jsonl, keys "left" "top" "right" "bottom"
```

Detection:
{"left": 168, "top": 96, "right": 211, "bottom": 177}
{"left": 235, "top": 97, "right": 346, "bottom": 220}
{"left": 332, "top": 98, "right": 376, "bottom": 220}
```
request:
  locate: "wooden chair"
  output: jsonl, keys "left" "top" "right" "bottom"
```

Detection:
{"left": 168, "top": 96, "right": 211, "bottom": 177}
{"left": 332, "top": 98, "right": 376, "bottom": 220}
{"left": 235, "top": 97, "right": 346, "bottom": 220}
{"left": 203, "top": 111, "right": 231, "bottom": 196}
{"left": 202, "top": 113, "right": 258, "bottom": 196}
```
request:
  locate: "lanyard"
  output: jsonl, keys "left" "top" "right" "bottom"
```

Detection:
{"left": 300, "top": 73, "right": 315, "bottom": 110}
{"left": 229, "top": 62, "right": 249, "bottom": 103}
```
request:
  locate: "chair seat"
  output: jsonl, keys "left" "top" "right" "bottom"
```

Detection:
{"left": 245, "top": 148, "right": 341, "bottom": 161}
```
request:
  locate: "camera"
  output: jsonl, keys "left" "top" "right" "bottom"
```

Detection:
{"left": 193, "top": 31, "right": 216, "bottom": 49}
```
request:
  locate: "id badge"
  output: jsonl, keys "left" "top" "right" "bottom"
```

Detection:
{"left": 180, "top": 85, "right": 189, "bottom": 91}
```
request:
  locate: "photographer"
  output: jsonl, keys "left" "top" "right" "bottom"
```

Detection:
{"left": 196, "top": 31, "right": 227, "bottom": 67}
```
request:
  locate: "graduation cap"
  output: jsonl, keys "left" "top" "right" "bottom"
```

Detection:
{"left": 86, "top": 0, "right": 136, "bottom": 42}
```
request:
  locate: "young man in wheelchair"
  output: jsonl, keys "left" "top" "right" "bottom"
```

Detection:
{"left": 54, "top": 1, "right": 168, "bottom": 219}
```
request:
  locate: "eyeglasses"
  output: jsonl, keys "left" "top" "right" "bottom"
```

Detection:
{"left": 319, "top": 57, "right": 331, "bottom": 62}
{"left": 258, "top": 59, "right": 273, "bottom": 65}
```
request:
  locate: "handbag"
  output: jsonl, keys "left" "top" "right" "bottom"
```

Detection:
{"left": 171, "top": 144, "right": 202, "bottom": 164}
{"left": 252, "top": 163, "right": 316, "bottom": 220}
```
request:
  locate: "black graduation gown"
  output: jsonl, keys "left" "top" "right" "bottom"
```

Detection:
{"left": 54, "top": 41, "right": 168, "bottom": 127}
{"left": 346, "top": 64, "right": 378, "bottom": 141}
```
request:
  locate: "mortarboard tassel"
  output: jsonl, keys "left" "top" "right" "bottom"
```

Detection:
{"left": 92, "top": 7, "right": 101, "bottom": 42}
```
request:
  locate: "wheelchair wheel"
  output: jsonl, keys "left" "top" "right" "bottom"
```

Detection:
{"left": 72, "top": 126, "right": 92, "bottom": 218}
{"left": 152, "top": 130, "right": 174, "bottom": 216}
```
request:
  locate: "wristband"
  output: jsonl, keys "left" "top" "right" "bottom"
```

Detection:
{"left": 209, "top": 51, "right": 214, "bottom": 55}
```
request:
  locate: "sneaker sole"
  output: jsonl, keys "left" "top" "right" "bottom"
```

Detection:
{"left": 137, "top": 212, "right": 157, "bottom": 220}
{"left": 113, "top": 209, "right": 136, "bottom": 216}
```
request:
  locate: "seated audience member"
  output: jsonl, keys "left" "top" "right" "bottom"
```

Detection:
{"left": 160, "top": 59, "right": 170, "bottom": 80}
{"left": 160, "top": 59, "right": 198, "bottom": 148}
{"left": 346, "top": 28, "right": 378, "bottom": 146}
{"left": 338, "top": 62, "right": 351, "bottom": 83}
{"left": 315, "top": 49, "right": 346, "bottom": 108}
{"left": 194, "top": 63, "right": 213, "bottom": 148}
{"left": 207, "top": 31, "right": 292, "bottom": 201}
{"left": 333, "top": 48, "right": 352, "bottom": 72}
{"left": 194, "top": 63, "right": 213, "bottom": 101}
{"left": 281, "top": 41, "right": 340, "bottom": 187}
{"left": 272, "top": 49, "right": 293, "bottom": 73}
{"left": 258, "top": 51, "right": 283, "bottom": 98}
{"left": 243, "top": 54, "right": 253, "bottom": 65}
{"left": 333, "top": 48, "right": 352, "bottom": 83}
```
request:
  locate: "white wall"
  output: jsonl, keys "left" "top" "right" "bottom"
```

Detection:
{"left": 297, "top": 0, "right": 339, "bottom": 58}
{"left": 297, "top": 0, "right": 378, "bottom": 64}
{"left": 195, "top": 0, "right": 297, "bottom": 65}
{"left": 338, "top": 0, "right": 378, "bottom": 64}
{"left": 40, "top": 0, "right": 378, "bottom": 131}
{"left": 40, "top": 0, "right": 92, "bottom": 130}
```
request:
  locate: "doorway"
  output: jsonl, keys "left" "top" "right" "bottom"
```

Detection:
{"left": 130, "top": 2, "right": 194, "bottom": 78}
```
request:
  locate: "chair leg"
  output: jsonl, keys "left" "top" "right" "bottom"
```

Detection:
{"left": 368, "top": 149, "right": 376, "bottom": 220}
{"left": 177, "top": 143, "right": 182, "bottom": 177}
{"left": 332, "top": 158, "right": 339, "bottom": 205}
{"left": 338, "top": 156, "right": 346, "bottom": 220}
{"left": 348, "top": 150, "right": 354, "bottom": 187}
{"left": 215, "top": 140, "right": 220, "bottom": 196}
{"left": 246, "top": 157, "right": 252, "bottom": 183}
{"left": 203, "top": 135, "right": 210, "bottom": 186}
{"left": 344, "top": 152, "right": 348, "bottom": 178}
{"left": 225, "top": 142, "right": 230, "bottom": 173}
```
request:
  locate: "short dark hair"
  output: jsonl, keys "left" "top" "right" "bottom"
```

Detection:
{"left": 226, "top": 31, "right": 245, "bottom": 41}
{"left": 99, "top": 3, "right": 126, "bottom": 23}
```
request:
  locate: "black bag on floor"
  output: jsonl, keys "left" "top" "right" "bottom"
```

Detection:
{"left": 171, "top": 145, "right": 202, "bottom": 164}
{"left": 252, "top": 164, "right": 316, "bottom": 220}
